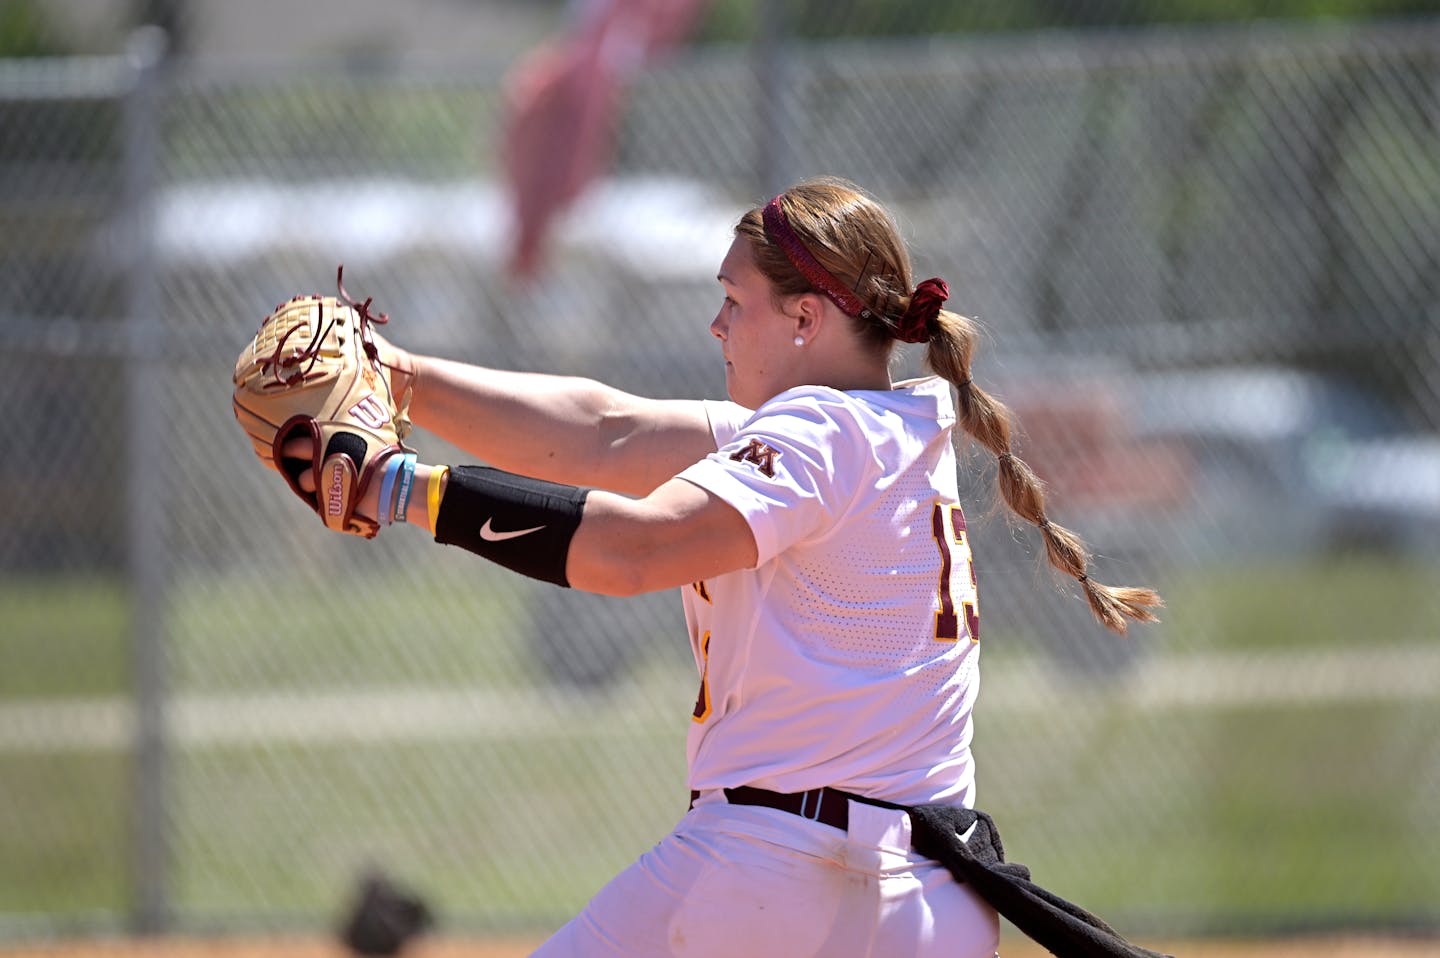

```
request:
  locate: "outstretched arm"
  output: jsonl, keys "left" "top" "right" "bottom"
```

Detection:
{"left": 402, "top": 352, "right": 720, "bottom": 498}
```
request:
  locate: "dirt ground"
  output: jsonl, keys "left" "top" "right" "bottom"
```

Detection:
{"left": 1, "top": 934, "right": 1436, "bottom": 958}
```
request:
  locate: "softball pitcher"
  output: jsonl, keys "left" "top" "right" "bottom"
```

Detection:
{"left": 258, "top": 177, "right": 1164, "bottom": 957}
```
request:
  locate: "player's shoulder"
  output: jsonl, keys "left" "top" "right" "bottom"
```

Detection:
{"left": 730, "top": 386, "right": 873, "bottom": 450}
{"left": 761, "top": 376, "right": 954, "bottom": 430}
{"left": 709, "top": 378, "right": 953, "bottom": 450}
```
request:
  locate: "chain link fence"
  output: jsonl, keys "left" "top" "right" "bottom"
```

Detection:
{"left": 2, "top": 15, "right": 1438, "bottom": 945}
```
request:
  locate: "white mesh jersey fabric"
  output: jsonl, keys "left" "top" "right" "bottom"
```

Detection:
{"left": 679, "top": 377, "right": 981, "bottom": 808}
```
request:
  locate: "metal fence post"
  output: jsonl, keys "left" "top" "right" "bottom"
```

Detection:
{"left": 755, "top": 0, "right": 796, "bottom": 194}
{"left": 121, "top": 24, "right": 170, "bottom": 937}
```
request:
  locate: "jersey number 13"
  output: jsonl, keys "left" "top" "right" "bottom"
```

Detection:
{"left": 931, "top": 502, "right": 979, "bottom": 643}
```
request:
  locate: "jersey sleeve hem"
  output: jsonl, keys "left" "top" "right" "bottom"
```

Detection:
{"left": 674, "top": 464, "right": 782, "bottom": 568}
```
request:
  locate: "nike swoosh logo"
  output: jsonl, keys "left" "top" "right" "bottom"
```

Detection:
{"left": 479, "top": 518, "right": 546, "bottom": 542}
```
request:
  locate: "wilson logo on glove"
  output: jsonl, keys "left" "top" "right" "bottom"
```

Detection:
{"left": 327, "top": 462, "right": 347, "bottom": 517}
{"left": 348, "top": 394, "right": 390, "bottom": 430}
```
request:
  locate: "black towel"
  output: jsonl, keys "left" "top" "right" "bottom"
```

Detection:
{"left": 908, "top": 804, "right": 1174, "bottom": 958}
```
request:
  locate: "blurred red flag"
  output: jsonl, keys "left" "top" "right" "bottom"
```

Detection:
{"left": 501, "top": 0, "right": 710, "bottom": 280}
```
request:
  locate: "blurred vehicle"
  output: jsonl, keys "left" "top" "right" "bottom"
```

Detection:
{"left": 1123, "top": 365, "right": 1440, "bottom": 561}
{"left": 991, "top": 362, "right": 1440, "bottom": 564}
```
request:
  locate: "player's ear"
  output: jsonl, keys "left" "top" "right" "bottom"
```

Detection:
{"left": 791, "top": 292, "right": 827, "bottom": 344}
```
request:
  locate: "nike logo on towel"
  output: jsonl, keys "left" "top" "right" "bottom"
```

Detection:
{"left": 479, "top": 518, "right": 546, "bottom": 542}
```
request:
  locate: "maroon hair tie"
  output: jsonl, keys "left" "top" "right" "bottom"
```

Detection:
{"left": 895, "top": 277, "right": 949, "bottom": 344}
{"left": 762, "top": 196, "right": 873, "bottom": 319}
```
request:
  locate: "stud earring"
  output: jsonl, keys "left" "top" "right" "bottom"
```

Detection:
{"left": 794, "top": 336, "right": 805, "bottom": 347}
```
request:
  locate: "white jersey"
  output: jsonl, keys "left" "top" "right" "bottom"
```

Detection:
{"left": 675, "top": 376, "right": 981, "bottom": 808}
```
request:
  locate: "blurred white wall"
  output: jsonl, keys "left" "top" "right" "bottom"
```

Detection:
{"left": 40, "top": 0, "right": 558, "bottom": 63}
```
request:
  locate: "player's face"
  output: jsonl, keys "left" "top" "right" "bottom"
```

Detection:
{"left": 712, "top": 238, "right": 801, "bottom": 408}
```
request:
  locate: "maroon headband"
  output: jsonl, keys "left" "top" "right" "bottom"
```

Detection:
{"left": 761, "top": 195, "right": 950, "bottom": 344}
{"left": 762, "top": 196, "right": 873, "bottom": 320}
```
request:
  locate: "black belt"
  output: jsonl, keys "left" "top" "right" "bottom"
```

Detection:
{"left": 689, "top": 785, "right": 906, "bottom": 832}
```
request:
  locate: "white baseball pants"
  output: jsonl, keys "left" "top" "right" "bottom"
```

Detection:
{"left": 531, "top": 789, "right": 1000, "bottom": 958}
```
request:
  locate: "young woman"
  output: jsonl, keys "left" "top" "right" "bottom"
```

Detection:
{"left": 286, "top": 177, "right": 1162, "bottom": 957}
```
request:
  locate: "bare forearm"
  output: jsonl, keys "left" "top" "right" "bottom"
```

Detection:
{"left": 406, "top": 355, "right": 715, "bottom": 495}
{"left": 410, "top": 357, "right": 629, "bottom": 484}
{"left": 567, "top": 482, "right": 757, "bottom": 596}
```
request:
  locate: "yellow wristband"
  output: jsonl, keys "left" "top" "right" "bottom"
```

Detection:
{"left": 427, "top": 466, "right": 449, "bottom": 535}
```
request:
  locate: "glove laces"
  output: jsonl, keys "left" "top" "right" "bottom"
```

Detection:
{"left": 261, "top": 264, "right": 389, "bottom": 387}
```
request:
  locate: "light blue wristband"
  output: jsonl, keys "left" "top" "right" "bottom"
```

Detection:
{"left": 393, "top": 453, "right": 419, "bottom": 525}
{"left": 376, "top": 453, "right": 404, "bottom": 527}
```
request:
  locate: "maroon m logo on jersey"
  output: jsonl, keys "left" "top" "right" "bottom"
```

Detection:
{"left": 729, "top": 438, "right": 780, "bottom": 478}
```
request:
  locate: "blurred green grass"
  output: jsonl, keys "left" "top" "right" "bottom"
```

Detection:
{"left": 2, "top": 689, "right": 1433, "bottom": 931}
{"left": 1, "top": 556, "right": 1436, "bottom": 932}
{"left": 0, "top": 565, "right": 534, "bottom": 699}
{"left": 978, "top": 699, "right": 1440, "bottom": 928}
{"left": 6, "top": 556, "right": 1435, "bottom": 700}
{"left": 0, "top": 693, "right": 692, "bottom": 928}
{"left": 1160, "top": 557, "right": 1440, "bottom": 652}
{"left": 0, "top": 751, "right": 130, "bottom": 914}
{"left": 0, "top": 577, "right": 130, "bottom": 699}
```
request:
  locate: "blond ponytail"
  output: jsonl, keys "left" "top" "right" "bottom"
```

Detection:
{"left": 927, "top": 310, "right": 1163, "bottom": 634}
